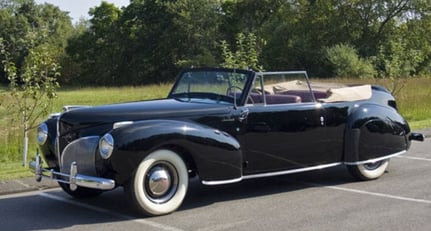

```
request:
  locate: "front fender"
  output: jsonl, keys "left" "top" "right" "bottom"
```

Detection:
{"left": 38, "top": 116, "right": 60, "bottom": 169}
{"left": 344, "top": 104, "right": 410, "bottom": 163}
{"left": 108, "top": 120, "right": 242, "bottom": 185}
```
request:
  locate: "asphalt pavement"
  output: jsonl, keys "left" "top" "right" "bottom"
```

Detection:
{"left": 0, "top": 176, "right": 58, "bottom": 195}
{"left": 1, "top": 128, "right": 430, "bottom": 196}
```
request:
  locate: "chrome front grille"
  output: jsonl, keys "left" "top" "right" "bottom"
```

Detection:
{"left": 60, "top": 136, "right": 99, "bottom": 176}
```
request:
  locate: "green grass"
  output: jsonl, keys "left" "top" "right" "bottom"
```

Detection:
{"left": 52, "top": 84, "right": 172, "bottom": 111}
{"left": 394, "top": 78, "right": 431, "bottom": 123}
{"left": 409, "top": 119, "right": 431, "bottom": 131}
{"left": 376, "top": 78, "right": 431, "bottom": 131}
{"left": 0, "top": 162, "right": 33, "bottom": 180}
{"left": 0, "top": 78, "right": 430, "bottom": 180}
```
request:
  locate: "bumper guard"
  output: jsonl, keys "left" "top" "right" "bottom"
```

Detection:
{"left": 29, "top": 154, "right": 115, "bottom": 191}
{"left": 409, "top": 132, "right": 425, "bottom": 142}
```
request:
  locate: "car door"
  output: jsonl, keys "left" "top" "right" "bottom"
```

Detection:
{"left": 242, "top": 72, "right": 344, "bottom": 174}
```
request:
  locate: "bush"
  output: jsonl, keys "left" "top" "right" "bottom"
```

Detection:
{"left": 325, "top": 44, "right": 376, "bottom": 78}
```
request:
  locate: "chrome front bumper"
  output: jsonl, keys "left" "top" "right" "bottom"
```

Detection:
{"left": 29, "top": 154, "right": 115, "bottom": 191}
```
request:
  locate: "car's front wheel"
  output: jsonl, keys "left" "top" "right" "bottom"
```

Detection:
{"left": 128, "top": 149, "right": 189, "bottom": 216}
{"left": 347, "top": 159, "right": 389, "bottom": 181}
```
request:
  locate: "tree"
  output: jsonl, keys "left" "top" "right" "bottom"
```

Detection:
{"left": 375, "top": 37, "right": 425, "bottom": 95}
{"left": 220, "top": 0, "right": 282, "bottom": 43}
{"left": 111, "top": 0, "right": 224, "bottom": 84}
{"left": 66, "top": 1, "right": 122, "bottom": 85}
{"left": 220, "top": 32, "right": 264, "bottom": 71}
{"left": 398, "top": 13, "right": 431, "bottom": 76}
{"left": 260, "top": 0, "right": 431, "bottom": 77}
{"left": 1, "top": 31, "right": 60, "bottom": 166}
{"left": 113, "top": 0, "right": 177, "bottom": 84}
{"left": 165, "top": 0, "right": 221, "bottom": 68}
{"left": 0, "top": 0, "right": 73, "bottom": 83}
{"left": 336, "top": 0, "right": 416, "bottom": 57}
{"left": 261, "top": 0, "right": 348, "bottom": 75}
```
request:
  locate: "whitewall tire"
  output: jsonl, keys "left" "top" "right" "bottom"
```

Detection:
{"left": 129, "top": 149, "right": 188, "bottom": 216}
{"left": 347, "top": 159, "right": 390, "bottom": 181}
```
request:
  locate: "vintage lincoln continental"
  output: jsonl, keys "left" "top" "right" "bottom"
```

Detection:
{"left": 31, "top": 67, "right": 424, "bottom": 215}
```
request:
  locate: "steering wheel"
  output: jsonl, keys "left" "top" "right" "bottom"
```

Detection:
{"left": 226, "top": 86, "right": 243, "bottom": 96}
{"left": 226, "top": 86, "right": 254, "bottom": 104}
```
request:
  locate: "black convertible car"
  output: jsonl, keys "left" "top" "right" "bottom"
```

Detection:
{"left": 31, "top": 67, "right": 423, "bottom": 215}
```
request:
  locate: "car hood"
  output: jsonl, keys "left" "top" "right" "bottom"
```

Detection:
{"left": 59, "top": 98, "right": 232, "bottom": 130}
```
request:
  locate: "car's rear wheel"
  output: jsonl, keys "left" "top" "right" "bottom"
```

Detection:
{"left": 347, "top": 159, "right": 389, "bottom": 181}
{"left": 58, "top": 182, "right": 103, "bottom": 198}
{"left": 128, "top": 149, "right": 188, "bottom": 216}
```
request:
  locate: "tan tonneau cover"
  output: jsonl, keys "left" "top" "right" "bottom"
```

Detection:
{"left": 322, "top": 85, "right": 372, "bottom": 102}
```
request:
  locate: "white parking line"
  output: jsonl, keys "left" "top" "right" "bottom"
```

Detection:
{"left": 39, "top": 192, "right": 185, "bottom": 231}
{"left": 326, "top": 185, "right": 431, "bottom": 204}
{"left": 395, "top": 155, "right": 431, "bottom": 162}
{"left": 300, "top": 181, "right": 431, "bottom": 205}
{"left": 0, "top": 190, "right": 40, "bottom": 199}
{"left": 195, "top": 219, "right": 252, "bottom": 231}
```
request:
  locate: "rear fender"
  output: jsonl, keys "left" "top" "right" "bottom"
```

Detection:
{"left": 344, "top": 104, "right": 410, "bottom": 164}
{"left": 108, "top": 120, "right": 242, "bottom": 185}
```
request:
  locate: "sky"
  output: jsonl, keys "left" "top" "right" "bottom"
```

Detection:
{"left": 34, "top": 0, "right": 130, "bottom": 23}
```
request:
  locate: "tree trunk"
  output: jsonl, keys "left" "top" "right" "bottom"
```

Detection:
{"left": 22, "top": 127, "right": 28, "bottom": 167}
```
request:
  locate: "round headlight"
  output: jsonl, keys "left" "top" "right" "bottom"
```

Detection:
{"left": 99, "top": 134, "right": 114, "bottom": 159}
{"left": 37, "top": 123, "right": 48, "bottom": 145}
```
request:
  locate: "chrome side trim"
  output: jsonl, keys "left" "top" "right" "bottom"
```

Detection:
{"left": 258, "top": 71, "right": 308, "bottom": 76}
{"left": 201, "top": 152, "right": 406, "bottom": 186}
{"left": 113, "top": 121, "right": 134, "bottom": 129}
{"left": 201, "top": 162, "right": 343, "bottom": 185}
{"left": 202, "top": 177, "right": 243, "bottom": 186}
{"left": 30, "top": 154, "right": 115, "bottom": 190}
{"left": 48, "top": 112, "right": 61, "bottom": 119}
{"left": 63, "top": 105, "right": 92, "bottom": 112}
{"left": 243, "top": 162, "right": 343, "bottom": 180}
{"left": 344, "top": 150, "right": 407, "bottom": 165}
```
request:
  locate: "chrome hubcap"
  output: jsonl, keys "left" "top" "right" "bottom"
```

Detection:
{"left": 144, "top": 162, "right": 178, "bottom": 204}
{"left": 363, "top": 161, "right": 383, "bottom": 170}
{"left": 148, "top": 166, "right": 171, "bottom": 196}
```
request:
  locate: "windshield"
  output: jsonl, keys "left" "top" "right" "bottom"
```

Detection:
{"left": 169, "top": 69, "right": 251, "bottom": 104}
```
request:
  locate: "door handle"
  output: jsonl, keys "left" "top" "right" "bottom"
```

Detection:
{"left": 237, "top": 108, "right": 249, "bottom": 122}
